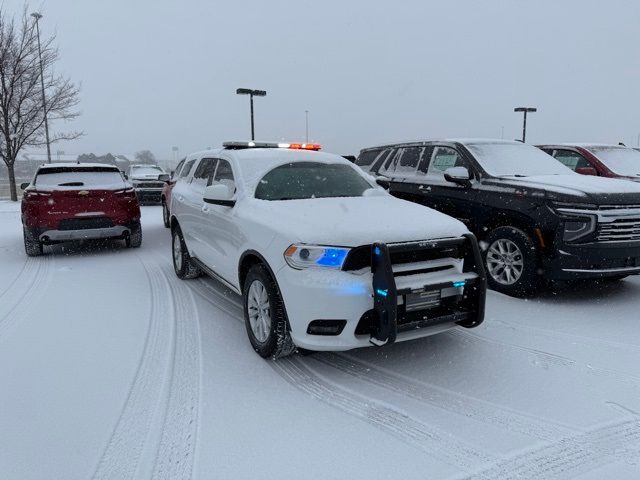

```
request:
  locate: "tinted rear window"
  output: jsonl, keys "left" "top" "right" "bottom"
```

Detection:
{"left": 35, "top": 168, "right": 124, "bottom": 189}
{"left": 356, "top": 150, "right": 381, "bottom": 166}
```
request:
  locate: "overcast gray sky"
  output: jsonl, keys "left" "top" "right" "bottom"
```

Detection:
{"left": 5, "top": 0, "right": 640, "bottom": 162}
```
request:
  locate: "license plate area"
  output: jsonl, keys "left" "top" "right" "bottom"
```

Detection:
{"left": 404, "top": 289, "right": 441, "bottom": 312}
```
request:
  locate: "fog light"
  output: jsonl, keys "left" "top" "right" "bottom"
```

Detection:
{"left": 307, "top": 319, "right": 347, "bottom": 336}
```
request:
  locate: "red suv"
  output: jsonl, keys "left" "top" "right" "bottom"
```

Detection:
{"left": 21, "top": 163, "right": 142, "bottom": 256}
{"left": 538, "top": 144, "right": 640, "bottom": 181}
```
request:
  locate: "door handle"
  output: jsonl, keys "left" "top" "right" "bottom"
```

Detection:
{"left": 202, "top": 205, "right": 209, "bottom": 213}
{"left": 178, "top": 195, "right": 184, "bottom": 201}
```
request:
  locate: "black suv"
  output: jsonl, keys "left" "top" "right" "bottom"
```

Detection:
{"left": 357, "top": 139, "right": 640, "bottom": 296}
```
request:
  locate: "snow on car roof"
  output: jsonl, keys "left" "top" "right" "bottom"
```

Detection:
{"left": 361, "top": 138, "right": 520, "bottom": 151}
{"left": 539, "top": 143, "right": 628, "bottom": 148}
{"left": 38, "top": 162, "right": 120, "bottom": 170}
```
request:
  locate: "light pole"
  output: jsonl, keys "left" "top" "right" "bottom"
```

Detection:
{"left": 236, "top": 88, "right": 266, "bottom": 140}
{"left": 514, "top": 107, "right": 537, "bottom": 143}
{"left": 305, "top": 110, "right": 309, "bottom": 143}
{"left": 31, "top": 12, "right": 51, "bottom": 164}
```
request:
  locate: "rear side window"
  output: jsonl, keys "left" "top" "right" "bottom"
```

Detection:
{"left": 172, "top": 159, "right": 185, "bottom": 178}
{"left": 377, "top": 148, "right": 400, "bottom": 176}
{"left": 35, "top": 168, "right": 124, "bottom": 189}
{"left": 356, "top": 149, "right": 381, "bottom": 167}
{"left": 394, "top": 147, "right": 422, "bottom": 174}
{"left": 180, "top": 159, "right": 196, "bottom": 178}
{"left": 553, "top": 150, "right": 590, "bottom": 171}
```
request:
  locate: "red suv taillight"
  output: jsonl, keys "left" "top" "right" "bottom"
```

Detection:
{"left": 23, "top": 190, "right": 52, "bottom": 200}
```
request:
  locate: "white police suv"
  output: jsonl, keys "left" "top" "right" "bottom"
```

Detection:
{"left": 170, "top": 142, "right": 486, "bottom": 358}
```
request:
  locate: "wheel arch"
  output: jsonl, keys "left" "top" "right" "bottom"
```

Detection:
{"left": 238, "top": 250, "right": 280, "bottom": 292}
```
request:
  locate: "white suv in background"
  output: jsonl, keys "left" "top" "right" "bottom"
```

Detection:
{"left": 169, "top": 142, "right": 486, "bottom": 358}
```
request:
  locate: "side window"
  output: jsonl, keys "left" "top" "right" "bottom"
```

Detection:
{"left": 356, "top": 149, "right": 381, "bottom": 167}
{"left": 378, "top": 148, "right": 401, "bottom": 176}
{"left": 192, "top": 158, "right": 217, "bottom": 187}
{"left": 417, "top": 146, "right": 435, "bottom": 173}
{"left": 180, "top": 159, "right": 196, "bottom": 178}
{"left": 553, "top": 150, "right": 590, "bottom": 171}
{"left": 211, "top": 159, "right": 236, "bottom": 192}
{"left": 428, "top": 146, "right": 467, "bottom": 174}
{"left": 370, "top": 149, "right": 392, "bottom": 173}
{"left": 172, "top": 159, "right": 185, "bottom": 179}
{"left": 394, "top": 147, "right": 422, "bottom": 175}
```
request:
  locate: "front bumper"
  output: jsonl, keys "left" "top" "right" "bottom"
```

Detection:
{"left": 278, "top": 235, "right": 486, "bottom": 351}
{"left": 545, "top": 241, "right": 640, "bottom": 280}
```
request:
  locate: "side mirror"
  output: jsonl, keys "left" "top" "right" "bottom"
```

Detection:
{"left": 123, "top": 174, "right": 129, "bottom": 180}
{"left": 158, "top": 174, "right": 170, "bottom": 182}
{"left": 575, "top": 166, "right": 598, "bottom": 176}
{"left": 376, "top": 177, "right": 390, "bottom": 189}
{"left": 20, "top": 182, "right": 30, "bottom": 190}
{"left": 203, "top": 184, "right": 235, "bottom": 207}
{"left": 444, "top": 166, "right": 472, "bottom": 187}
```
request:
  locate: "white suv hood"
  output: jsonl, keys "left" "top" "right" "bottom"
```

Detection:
{"left": 246, "top": 195, "right": 469, "bottom": 246}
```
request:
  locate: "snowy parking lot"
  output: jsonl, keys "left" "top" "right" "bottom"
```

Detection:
{"left": 1, "top": 201, "right": 640, "bottom": 479}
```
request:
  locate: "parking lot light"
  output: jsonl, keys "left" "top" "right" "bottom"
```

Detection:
{"left": 236, "top": 88, "right": 267, "bottom": 140}
{"left": 514, "top": 107, "right": 537, "bottom": 143}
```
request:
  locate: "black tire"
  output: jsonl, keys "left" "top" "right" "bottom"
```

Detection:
{"left": 243, "top": 263, "right": 295, "bottom": 359}
{"left": 172, "top": 226, "right": 201, "bottom": 279}
{"left": 483, "top": 226, "right": 540, "bottom": 297}
{"left": 23, "top": 227, "right": 43, "bottom": 257}
{"left": 126, "top": 221, "right": 142, "bottom": 248}
{"left": 162, "top": 199, "right": 170, "bottom": 228}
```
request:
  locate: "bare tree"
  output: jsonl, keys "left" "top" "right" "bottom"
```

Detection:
{"left": 0, "top": 7, "right": 81, "bottom": 201}
{"left": 134, "top": 149, "right": 156, "bottom": 165}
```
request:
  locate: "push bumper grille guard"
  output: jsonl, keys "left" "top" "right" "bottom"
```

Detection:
{"left": 370, "top": 234, "right": 486, "bottom": 346}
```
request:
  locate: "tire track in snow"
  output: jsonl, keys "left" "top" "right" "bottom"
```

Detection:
{"left": 457, "top": 417, "right": 640, "bottom": 480}
{"left": 151, "top": 265, "right": 201, "bottom": 480}
{"left": 0, "top": 255, "right": 53, "bottom": 338}
{"left": 273, "top": 357, "right": 494, "bottom": 472}
{"left": 92, "top": 257, "right": 174, "bottom": 480}
{"left": 190, "top": 277, "right": 494, "bottom": 472}
{"left": 313, "top": 353, "right": 573, "bottom": 442}
{"left": 450, "top": 329, "right": 640, "bottom": 389}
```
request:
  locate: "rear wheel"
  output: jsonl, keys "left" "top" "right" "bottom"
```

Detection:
{"left": 162, "top": 200, "right": 170, "bottom": 228}
{"left": 172, "top": 226, "right": 201, "bottom": 279}
{"left": 23, "top": 228, "right": 43, "bottom": 257}
{"left": 126, "top": 221, "right": 142, "bottom": 248}
{"left": 484, "top": 226, "right": 540, "bottom": 297}
{"left": 243, "top": 264, "right": 295, "bottom": 358}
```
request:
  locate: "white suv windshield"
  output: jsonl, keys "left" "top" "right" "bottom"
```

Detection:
{"left": 587, "top": 147, "right": 640, "bottom": 176}
{"left": 466, "top": 142, "right": 572, "bottom": 177}
{"left": 254, "top": 162, "right": 374, "bottom": 200}
{"left": 131, "top": 166, "right": 163, "bottom": 176}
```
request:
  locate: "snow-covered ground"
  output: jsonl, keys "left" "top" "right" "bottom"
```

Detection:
{"left": 1, "top": 200, "right": 640, "bottom": 480}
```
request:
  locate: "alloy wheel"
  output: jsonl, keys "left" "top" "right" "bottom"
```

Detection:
{"left": 247, "top": 280, "right": 271, "bottom": 343}
{"left": 486, "top": 238, "right": 524, "bottom": 285}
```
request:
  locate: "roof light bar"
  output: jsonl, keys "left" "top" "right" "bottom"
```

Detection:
{"left": 223, "top": 141, "right": 322, "bottom": 151}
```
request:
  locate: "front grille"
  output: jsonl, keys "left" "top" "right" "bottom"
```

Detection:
{"left": 135, "top": 182, "right": 164, "bottom": 189}
{"left": 58, "top": 217, "right": 114, "bottom": 231}
{"left": 343, "top": 238, "right": 466, "bottom": 271}
{"left": 597, "top": 218, "right": 640, "bottom": 242}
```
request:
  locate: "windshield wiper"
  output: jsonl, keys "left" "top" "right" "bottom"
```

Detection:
{"left": 500, "top": 174, "right": 527, "bottom": 178}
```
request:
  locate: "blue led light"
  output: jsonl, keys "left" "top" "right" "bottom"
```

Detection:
{"left": 315, "top": 248, "right": 348, "bottom": 267}
{"left": 376, "top": 288, "right": 388, "bottom": 297}
{"left": 452, "top": 281, "right": 466, "bottom": 288}
{"left": 374, "top": 246, "right": 381, "bottom": 256}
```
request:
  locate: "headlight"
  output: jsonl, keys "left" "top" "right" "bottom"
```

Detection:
{"left": 284, "top": 244, "right": 350, "bottom": 269}
{"left": 563, "top": 218, "right": 596, "bottom": 242}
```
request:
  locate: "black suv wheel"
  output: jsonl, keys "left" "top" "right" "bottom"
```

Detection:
{"left": 23, "top": 227, "right": 43, "bottom": 257}
{"left": 484, "top": 226, "right": 540, "bottom": 297}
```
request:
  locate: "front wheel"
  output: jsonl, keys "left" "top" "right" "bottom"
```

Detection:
{"left": 243, "top": 264, "right": 295, "bottom": 358}
{"left": 162, "top": 200, "right": 170, "bottom": 228}
{"left": 484, "top": 226, "right": 540, "bottom": 297}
